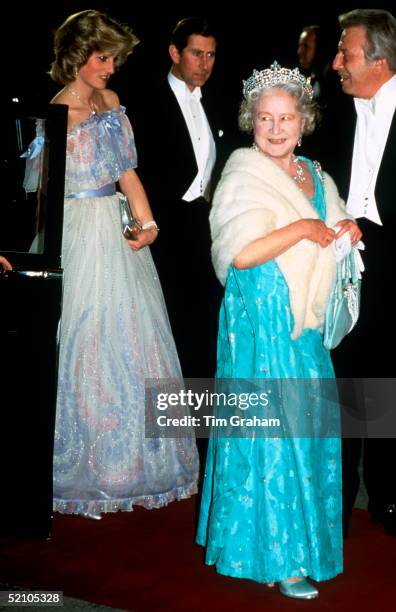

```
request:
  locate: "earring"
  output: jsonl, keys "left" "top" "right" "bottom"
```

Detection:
{"left": 74, "top": 66, "right": 78, "bottom": 78}
{"left": 297, "top": 137, "right": 302, "bottom": 147}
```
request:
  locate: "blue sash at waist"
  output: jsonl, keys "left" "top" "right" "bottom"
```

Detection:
{"left": 66, "top": 183, "right": 116, "bottom": 200}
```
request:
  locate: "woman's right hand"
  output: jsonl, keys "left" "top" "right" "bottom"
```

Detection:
{"left": 234, "top": 218, "right": 336, "bottom": 270}
{"left": 127, "top": 227, "right": 158, "bottom": 251}
{"left": 301, "top": 219, "right": 336, "bottom": 248}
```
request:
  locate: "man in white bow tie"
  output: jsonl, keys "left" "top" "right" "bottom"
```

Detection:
{"left": 331, "top": 8, "right": 396, "bottom": 538}
{"left": 133, "top": 17, "right": 228, "bottom": 379}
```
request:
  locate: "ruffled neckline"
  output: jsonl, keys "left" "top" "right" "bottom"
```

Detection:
{"left": 67, "top": 105, "right": 126, "bottom": 136}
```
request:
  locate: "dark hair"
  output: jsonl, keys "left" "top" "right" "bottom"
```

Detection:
{"left": 170, "top": 17, "right": 217, "bottom": 53}
{"left": 338, "top": 9, "right": 396, "bottom": 71}
{"left": 300, "top": 25, "right": 320, "bottom": 70}
{"left": 299, "top": 25, "right": 337, "bottom": 75}
{"left": 50, "top": 10, "right": 139, "bottom": 85}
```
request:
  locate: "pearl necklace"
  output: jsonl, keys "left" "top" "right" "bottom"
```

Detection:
{"left": 68, "top": 86, "right": 96, "bottom": 115}
{"left": 251, "top": 143, "right": 306, "bottom": 188}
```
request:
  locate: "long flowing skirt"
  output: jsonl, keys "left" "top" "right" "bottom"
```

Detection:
{"left": 196, "top": 263, "right": 342, "bottom": 583}
{"left": 53, "top": 195, "right": 198, "bottom": 515}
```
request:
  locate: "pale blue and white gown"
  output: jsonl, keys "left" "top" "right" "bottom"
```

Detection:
{"left": 196, "top": 159, "right": 343, "bottom": 583}
{"left": 52, "top": 107, "right": 198, "bottom": 515}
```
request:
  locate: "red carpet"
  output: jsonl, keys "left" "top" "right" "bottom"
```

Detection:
{"left": 0, "top": 499, "right": 395, "bottom": 611}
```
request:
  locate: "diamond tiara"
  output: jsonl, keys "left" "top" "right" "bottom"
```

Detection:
{"left": 243, "top": 61, "right": 314, "bottom": 101}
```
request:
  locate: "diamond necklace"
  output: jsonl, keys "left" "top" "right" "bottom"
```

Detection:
{"left": 251, "top": 143, "right": 306, "bottom": 187}
{"left": 292, "top": 155, "right": 306, "bottom": 185}
{"left": 68, "top": 86, "right": 96, "bottom": 115}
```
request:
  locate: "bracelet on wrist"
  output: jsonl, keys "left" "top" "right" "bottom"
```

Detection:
{"left": 142, "top": 220, "right": 159, "bottom": 231}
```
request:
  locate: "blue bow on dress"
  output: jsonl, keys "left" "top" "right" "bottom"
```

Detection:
{"left": 20, "top": 135, "right": 45, "bottom": 159}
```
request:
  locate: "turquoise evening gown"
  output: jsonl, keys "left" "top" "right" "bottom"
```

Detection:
{"left": 196, "top": 158, "right": 343, "bottom": 583}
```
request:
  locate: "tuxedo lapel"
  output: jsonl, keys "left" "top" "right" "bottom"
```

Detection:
{"left": 201, "top": 94, "right": 225, "bottom": 146}
{"left": 200, "top": 95, "right": 216, "bottom": 136}
{"left": 375, "top": 109, "right": 396, "bottom": 224}
{"left": 329, "top": 96, "right": 356, "bottom": 200}
{"left": 162, "top": 82, "right": 199, "bottom": 196}
{"left": 340, "top": 97, "right": 356, "bottom": 200}
{"left": 164, "top": 82, "right": 196, "bottom": 164}
{"left": 345, "top": 98, "right": 356, "bottom": 167}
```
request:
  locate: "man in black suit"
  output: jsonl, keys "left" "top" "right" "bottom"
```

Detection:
{"left": 133, "top": 17, "right": 229, "bottom": 379}
{"left": 328, "top": 8, "right": 396, "bottom": 537}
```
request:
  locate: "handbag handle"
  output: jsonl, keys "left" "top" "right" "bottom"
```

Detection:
{"left": 340, "top": 247, "right": 362, "bottom": 288}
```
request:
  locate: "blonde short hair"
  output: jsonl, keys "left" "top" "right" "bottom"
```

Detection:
{"left": 50, "top": 10, "right": 139, "bottom": 85}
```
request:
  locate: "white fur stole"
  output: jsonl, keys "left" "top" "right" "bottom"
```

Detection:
{"left": 210, "top": 148, "right": 350, "bottom": 338}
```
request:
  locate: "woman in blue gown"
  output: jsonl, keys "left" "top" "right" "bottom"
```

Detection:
{"left": 196, "top": 63, "right": 362, "bottom": 599}
{"left": 47, "top": 11, "right": 198, "bottom": 518}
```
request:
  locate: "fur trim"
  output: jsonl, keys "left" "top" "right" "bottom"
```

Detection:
{"left": 210, "top": 148, "right": 350, "bottom": 338}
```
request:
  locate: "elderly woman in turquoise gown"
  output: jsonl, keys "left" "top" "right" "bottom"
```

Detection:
{"left": 196, "top": 63, "right": 362, "bottom": 600}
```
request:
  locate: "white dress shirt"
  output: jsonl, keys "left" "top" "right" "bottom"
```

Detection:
{"left": 168, "top": 71, "right": 216, "bottom": 202}
{"left": 347, "top": 74, "right": 396, "bottom": 224}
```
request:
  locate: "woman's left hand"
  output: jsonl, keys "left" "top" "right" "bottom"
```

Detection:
{"left": 334, "top": 219, "right": 362, "bottom": 245}
{"left": 127, "top": 227, "right": 158, "bottom": 251}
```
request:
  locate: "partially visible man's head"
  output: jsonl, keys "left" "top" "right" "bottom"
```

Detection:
{"left": 297, "top": 26, "right": 319, "bottom": 71}
{"left": 169, "top": 17, "right": 217, "bottom": 91}
{"left": 332, "top": 9, "right": 396, "bottom": 99}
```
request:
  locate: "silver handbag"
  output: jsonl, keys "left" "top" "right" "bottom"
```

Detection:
{"left": 323, "top": 249, "right": 362, "bottom": 350}
{"left": 119, "top": 195, "right": 142, "bottom": 240}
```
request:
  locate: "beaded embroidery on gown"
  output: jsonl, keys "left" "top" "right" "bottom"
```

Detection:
{"left": 51, "top": 107, "right": 198, "bottom": 514}
{"left": 196, "top": 159, "right": 343, "bottom": 583}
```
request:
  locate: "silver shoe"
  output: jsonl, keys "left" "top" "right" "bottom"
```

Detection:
{"left": 278, "top": 578, "right": 319, "bottom": 600}
{"left": 82, "top": 511, "right": 102, "bottom": 520}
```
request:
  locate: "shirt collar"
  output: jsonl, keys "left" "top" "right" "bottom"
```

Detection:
{"left": 355, "top": 73, "right": 396, "bottom": 115}
{"left": 354, "top": 96, "right": 376, "bottom": 114}
{"left": 168, "top": 70, "right": 202, "bottom": 102}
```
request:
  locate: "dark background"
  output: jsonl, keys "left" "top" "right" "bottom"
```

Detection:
{"left": 7, "top": 2, "right": 394, "bottom": 114}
